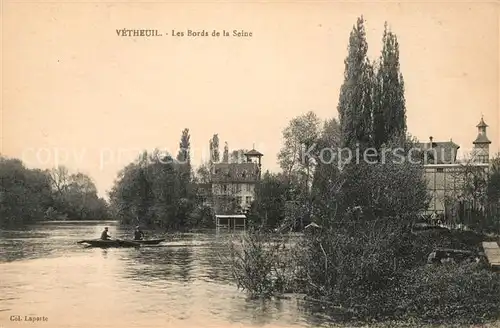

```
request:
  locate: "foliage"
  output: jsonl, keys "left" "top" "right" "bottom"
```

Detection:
{"left": 225, "top": 16, "right": 500, "bottom": 326}
{"left": 277, "top": 111, "right": 322, "bottom": 183}
{"left": 109, "top": 129, "right": 213, "bottom": 230}
{"left": 195, "top": 163, "right": 211, "bottom": 184}
{"left": 277, "top": 111, "right": 323, "bottom": 229}
{"left": 109, "top": 150, "right": 195, "bottom": 229}
{"left": 246, "top": 171, "right": 290, "bottom": 229}
{"left": 230, "top": 149, "right": 248, "bottom": 163}
{"left": 337, "top": 16, "right": 374, "bottom": 149}
{"left": 187, "top": 203, "right": 215, "bottom": 229}
{"left": 487, "top": 153, "right": 500, "bottom": 203}
{"left": 0, "top": 156, "right": 108, "bottom": 226}
{"left": 223, "top": 142, "right": 229, "bottom": 163}
{"left": 442, "top": 154, "right": 500, "bottom": 233}
{"left": 384, "top": 265, "right": 500, "bottom": 324}
{"left": 209, "top": 134, "right": 220, "bottom": 163}
{"left": 176, "top": 128, "right": 191, "bottom": 164}
{"left": 229, "top": 221, "right": 500, "bottom": 324}
{"left": 225, "top": 231, "right": 297, "bottom": 298}
{"left": 373, "top": 23, "right": 407, "bottom": 149}
{"left": 336, "top": 138, "right": 429, "bottom": 221}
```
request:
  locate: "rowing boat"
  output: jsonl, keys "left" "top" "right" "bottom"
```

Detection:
{"left": 122, "top": 238, "right": 166, "bottom": 245}
{"left": 77, "top": 239, "right": 140, "bottom": 248}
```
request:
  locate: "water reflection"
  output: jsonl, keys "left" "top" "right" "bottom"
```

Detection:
{"left": 0, "top": 221, "right": 336, "bottom": 328}
{"left": 122, "top": 246, "right": 195, "bottom": 283}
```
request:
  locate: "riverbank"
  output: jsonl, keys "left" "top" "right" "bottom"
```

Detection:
{"left": 226, "top": 226, "right": 500, "bottom": 326}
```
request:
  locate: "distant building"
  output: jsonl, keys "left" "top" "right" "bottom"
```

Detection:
{"left": 417, "top": 117, "right": 491, "bottom": 215}
{"left": 210, "top": 148, "right": 263, "bottom": 215}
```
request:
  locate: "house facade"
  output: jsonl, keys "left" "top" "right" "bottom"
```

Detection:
{"left": 417, "top": 117, "right": 491, "bottom": 215}
{"left": 210, "top": 149, "right": 263, "bottom": 215}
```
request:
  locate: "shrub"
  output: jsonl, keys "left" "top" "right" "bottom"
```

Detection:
{"left": 386, "top": 264, "right": 500, "bottom": 324}
{"left": 224, "top": 231, "right": 297, "bottom": 298}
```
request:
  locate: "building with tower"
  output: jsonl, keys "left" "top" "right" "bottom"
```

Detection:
{"left": 210, "top": 148, "right": 263, "bottom": 230}
{"left": 417, "top": 116, "right": 491, "bottom": 217}
{"left": 472, "top": 116, "right": 491, "bottom": 164}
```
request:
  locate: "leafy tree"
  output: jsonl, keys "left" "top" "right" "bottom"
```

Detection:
{"left": 277, "top": 111, "right": 322, "bottom": 186}
{"left": 0, "top": 157, "right": 108, "bottom": 226}
{"left": 109, "top": 142, "right": 211, "bottom": 231}
{"left": 311, "top": 118, "right": 342, "bottom": 224}
{"left": 230, "top": 149, "right": 248, "bottom": 163}
{"left": 277, "top": 111, "right": 322, "bottom": 229}
{"left": 0, "top": 158, "right": 53, "bottom": 225}
{"left": 195, "top": 163, "right": 211, "bottom": 184}
{"left": 247, "top": 172, "right": 289, "bottom": 229}
{"left": 487, "top": 153, "right": 500, "bottom": 203}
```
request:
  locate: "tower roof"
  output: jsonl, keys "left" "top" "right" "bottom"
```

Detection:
{"left": 473, "top": 133, "right": 491, "bottom": 144}
{"left": 244, "top": 149, "right": 263, "bottom": 157}
{"left": 477, "top": 116, "right": 488, "bottom": 128}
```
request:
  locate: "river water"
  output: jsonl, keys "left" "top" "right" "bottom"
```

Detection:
{"left": 0, "top": 220, "right": 332, "bottom": 328}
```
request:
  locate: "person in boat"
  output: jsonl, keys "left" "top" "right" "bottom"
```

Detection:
{"left": 100, "top": 227, "right": 112, "bottom": 240}
{"left": 134, "top": 226, "right": 145, "bottom": 241}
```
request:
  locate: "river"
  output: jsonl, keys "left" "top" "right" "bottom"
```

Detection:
{"left": 0, "top": 220, "right": 332, "bottom": 328}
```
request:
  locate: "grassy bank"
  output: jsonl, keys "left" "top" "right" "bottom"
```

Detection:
{"left": 225, "top": 229, "right": 500, "bottom": 325}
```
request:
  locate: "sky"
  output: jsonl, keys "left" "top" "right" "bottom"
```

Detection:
{"left": 2, "top": 0, "right": 499, "bottom": 198}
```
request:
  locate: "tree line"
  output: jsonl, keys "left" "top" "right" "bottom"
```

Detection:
{"left": 0, "top": 156, "right": 109, "bottom": 226}
{"left": 247, "top": 18, "right": 500, "bottom": 232}
{"left": 108, "top": 126, "right": 254, "bottom": 229}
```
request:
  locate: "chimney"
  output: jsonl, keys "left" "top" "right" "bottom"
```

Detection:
{"left": 429, "top": 136, "right": 433, "bottom": 148}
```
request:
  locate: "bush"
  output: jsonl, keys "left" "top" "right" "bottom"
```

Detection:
{"left": 228, "top": 224, "right": 500, "bottom": 325}
{"left": 385, "top": 264, "right": 500, "bottom": 324}
{"left": 224, "top": 231, "right": 297, "bottom": 298}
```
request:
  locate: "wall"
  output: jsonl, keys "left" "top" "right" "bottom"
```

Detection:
{"left": 424, "top": 163, "right": 489, "bottom": 216}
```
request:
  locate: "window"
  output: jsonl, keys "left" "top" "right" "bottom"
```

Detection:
{"left": 236, "top": 196, "right": 242, "bottom": 205}
{"left": 245, "top": 196, "right": 252, "bottom": 205}
{"left": 479, "top": 155, "right": 489, "bottom": 163}
{"left": 436, "top": 168, "right": 444, "bottom": 173}
{"left": 245, "top": 184, "right": 252, "bottom": 192}
{"left": 222, "top": 185, "right": 227, "bottom": 193}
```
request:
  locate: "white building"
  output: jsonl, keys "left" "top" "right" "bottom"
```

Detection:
{"left": 210, "top": 149, "right": 263, "bottom": 215}
{"left": 417, "top": 117, "right": 491, "bottom": 215}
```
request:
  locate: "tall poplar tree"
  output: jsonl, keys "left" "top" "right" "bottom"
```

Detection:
{"left": 373, "top": 23, "right": 407, "bottom": 149}
{"left": 337, "top": 16, "right": 374, "bottom": 149}
{"left": 223, "top": 142, "right": 229, "bottom": 163}
{"left": 176, "top": 128, "right": 192, "bottom": 197}
{"left": 176, "top": 128, "right": 191, "bottom": 164}
{"left": 210, "top": 134, "right": 220, "bottom": 163}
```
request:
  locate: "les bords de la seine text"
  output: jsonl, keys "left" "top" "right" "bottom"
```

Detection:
{"left": 116, "top": 29, "right": 253, "bottom": 38}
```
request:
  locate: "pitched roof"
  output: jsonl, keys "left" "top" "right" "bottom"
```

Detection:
{"left": 211, "top": 162, "right": 260, "bottom": 183}
{"left": 415, "top": 141, "right": 460, "bottom": 164}
{"left": 244, "top": 149, "right": 263, "bottom": 157}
